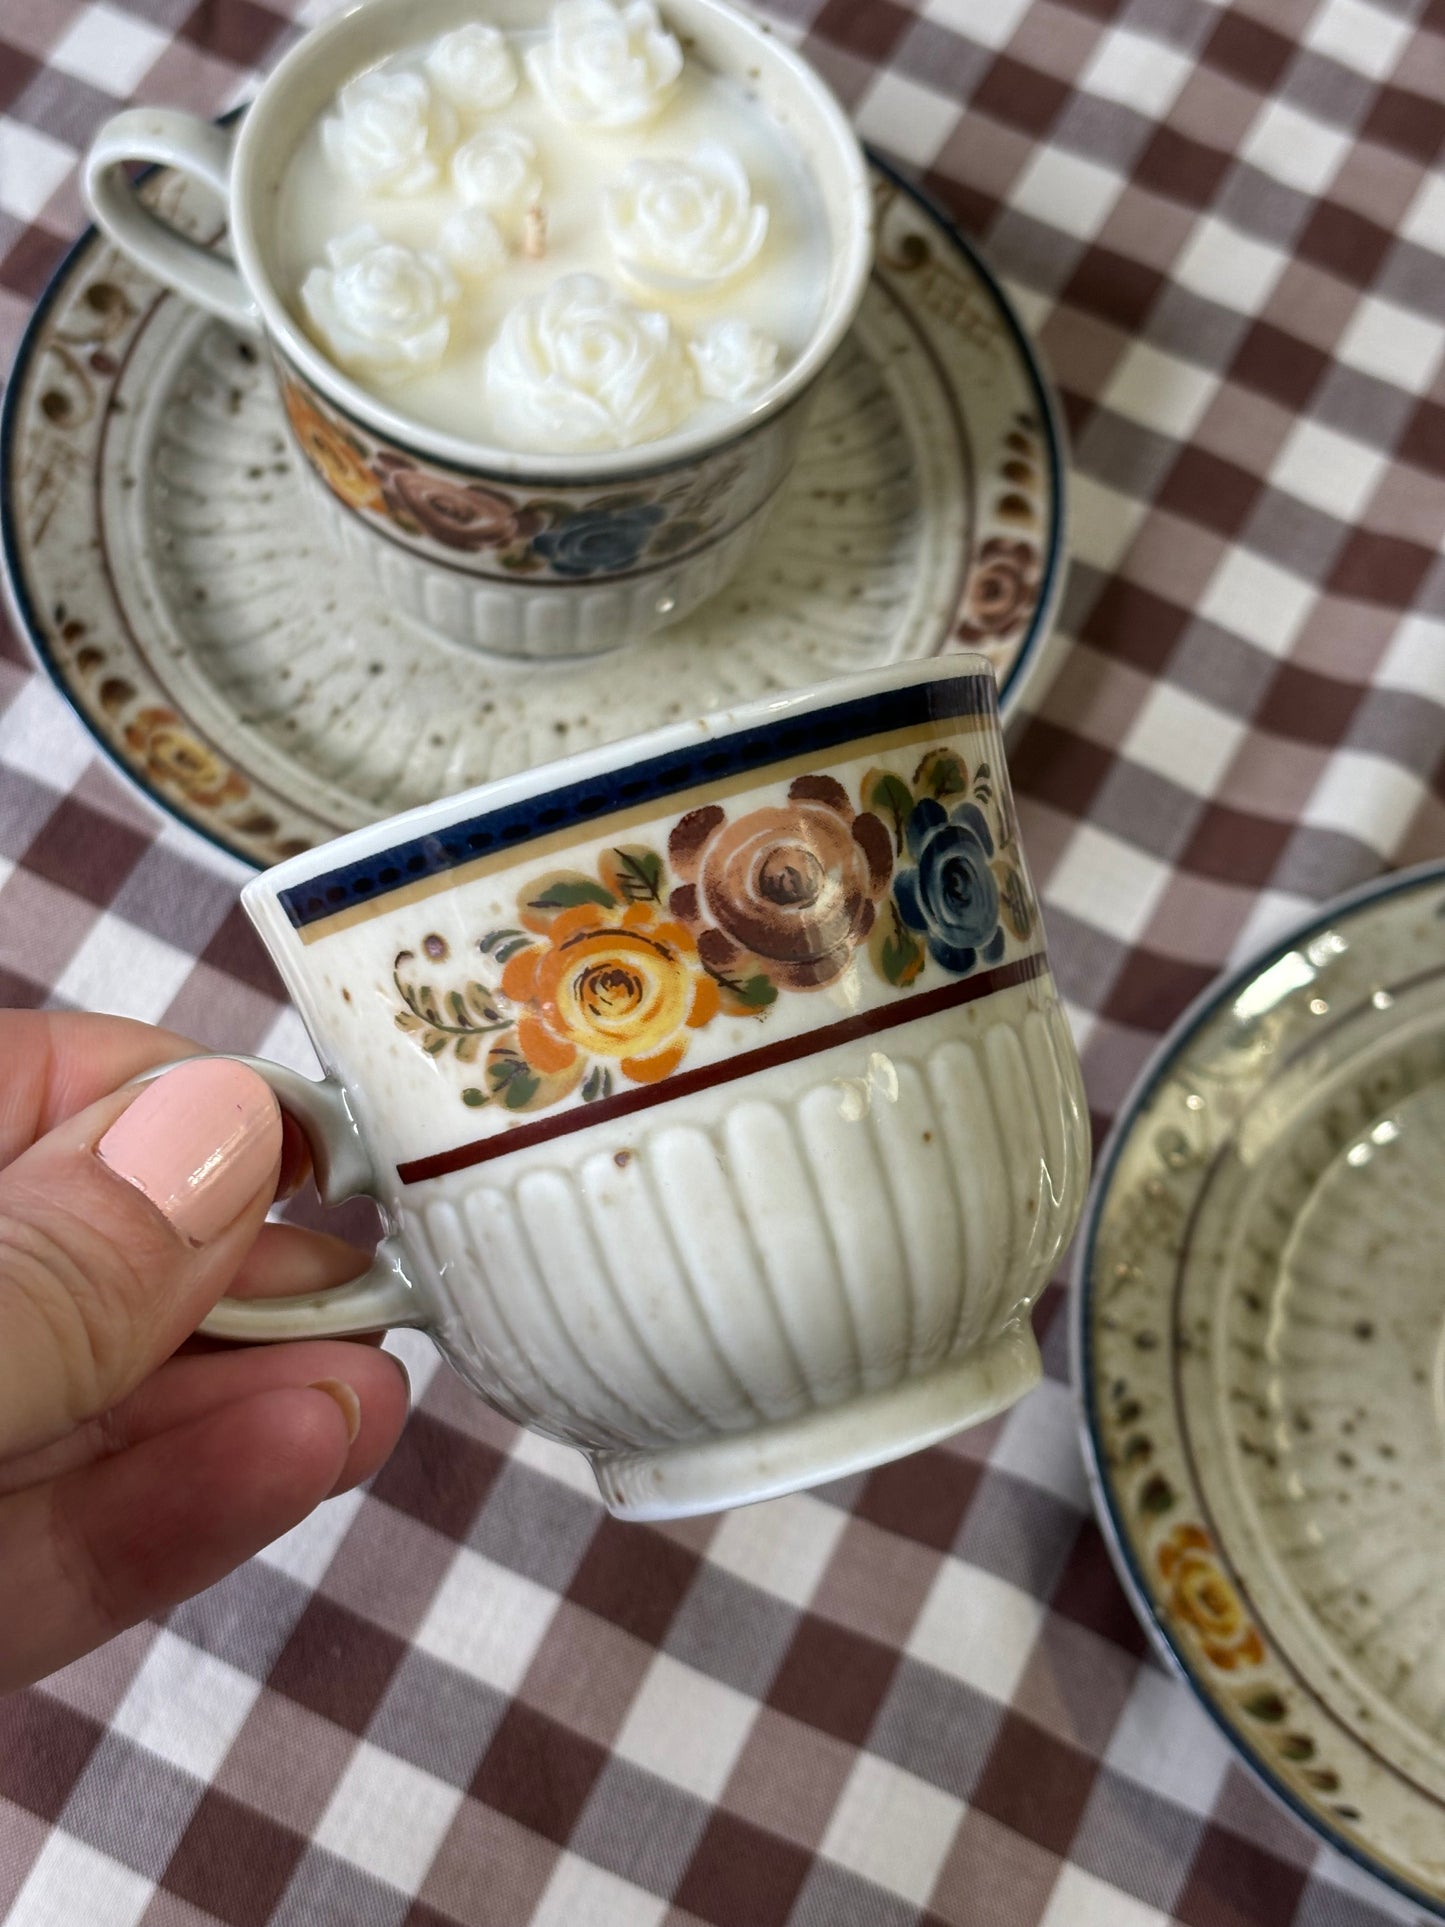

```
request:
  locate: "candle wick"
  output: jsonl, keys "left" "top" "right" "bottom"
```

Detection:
{"left": 523, "top": 203, "right": 548, "bottom": 260}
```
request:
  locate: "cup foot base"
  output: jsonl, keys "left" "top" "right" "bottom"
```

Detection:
{"left": 589, "top": 1325, "right": 1042, "bottom": 1521}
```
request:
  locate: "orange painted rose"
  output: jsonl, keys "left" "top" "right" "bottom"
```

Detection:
{"left": 123, "top": 707, "right": 246, "bottom": 809}
{"left": 1158, "top": 1524, "right": 1264, "bottom": 1672}
{"left": 502, "top": 899, "right": 718, "bottom": 1087}
{"left": 667, "top": 776, "right": 892, "bottom": 993}
{"left": 281, "top": 381, "right": 384, "bottom": 513}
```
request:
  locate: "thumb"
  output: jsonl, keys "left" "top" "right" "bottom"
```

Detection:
{"left": 0, "top": 1058, "right": 283, "bottom": 1460}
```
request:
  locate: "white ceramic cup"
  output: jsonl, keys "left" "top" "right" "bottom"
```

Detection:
{"left": 177, "top": 658, "right": 1089, "bottom": 1518}
{"left": 81, "top": 0, "right": 873, "bottom": 661}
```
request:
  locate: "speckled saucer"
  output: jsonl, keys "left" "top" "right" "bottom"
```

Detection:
{"left": 1076, "top": 861, "right": 1445, "bottom": 1919}
{"left": 0, "top": 155, "right": 1065, "bottom": 870}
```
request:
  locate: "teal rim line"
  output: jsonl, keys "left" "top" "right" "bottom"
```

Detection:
{"left": 1072, "top": 855, "right": 1445, "bottom": 1924}
{"left": 0, "top": 137, "right": 1067, "bottom": 874}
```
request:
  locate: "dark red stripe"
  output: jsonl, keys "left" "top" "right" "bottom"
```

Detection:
{"left": 397, "top": 950, "right": 1051, "bottom": 1185}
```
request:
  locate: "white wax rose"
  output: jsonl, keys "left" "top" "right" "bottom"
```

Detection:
{"left": 440, "top": 205, "right": 509, "bottom": 279}
{"left": 690, "top": 318, "right": 779, "bottom": 402}
{"left": 452, "top": 127, "right": 542, "bottom": 223}
{"left": 301, "top": 227, "right": 457, "bottom": 383}
{"left": 321, "top": 70, "right": 457, "bottom": 196}
{"left": 605, "top": 142, "right": 769, "bottom": 293}
{"left": 424, "top": 23, "right": 519, "bottom": 110}
{"left": 485, "top": 272, "right": 696, "bottom": 450}
{"left": 526, "top": 0, "right": 683, "bottom": 130}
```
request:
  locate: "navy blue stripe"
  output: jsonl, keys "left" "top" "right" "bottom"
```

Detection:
{"left": 279, "top": 672, "right": 992, "bottom": 929}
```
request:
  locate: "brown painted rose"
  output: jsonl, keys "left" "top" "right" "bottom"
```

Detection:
{"left": 375, "top": 458, "right": 542, "bottom": 551}
{"left": 957, "top": 536, "right": 1040, "bottom": 642}
{"left": 668, "top": 776, "right": 893, "bottom": 992}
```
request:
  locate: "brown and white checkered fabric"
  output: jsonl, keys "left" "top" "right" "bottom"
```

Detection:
{"left": 2, "top": 0, "right": 1444, "bottom": 1921}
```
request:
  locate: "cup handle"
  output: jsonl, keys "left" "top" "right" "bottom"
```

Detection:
{"left": 83, "top": 110, "right": 258, "bottom": 334}
{"left": 130, "top": 1054, "right": 426, "bottom": 1342}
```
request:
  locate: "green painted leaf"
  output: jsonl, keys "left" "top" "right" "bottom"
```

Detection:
{"left": 395, "top": 1012, "right": 422, "bottom": 1032}
{"left": 421, "top": 1031, "right": 448, "bottom": 1056}
{"left": 502, "top": 1067, "right": 539, "bottom": 1110}
{"left": 864, "top": 770, "right": 913, "bottom": 850}
{"left": 996, "top": 863, "right": 1034, "bottom": 941}
{"left": 731, "top": 973, "right": 779, "bottom": 1009}
{"left": 1279, "top": 1733, "right": 1315, "bottom": 1761}
{"left": 461, "top": 1086, "right": 488, "bottom": 1108}
{"left": 493, "top": 935, "right": 534, "bottom": 964}
{"left": 1242, "top": 1690, "right": 1287, "bottom": 1723}
{"left": 478, "top": 928, "right": 523, "bottom": 955}
{"left": 915, "top": 747, "right": 969, "bottom": 798}
{"left": 524, "top": 878, "right": 616, "bottom": 912}
{"left": 582, "top": 1063, "right": 609, "bottom": 1102}
{"left": 454, "top": 1032, "right": 481, "bottom": 1063}
{"left": 465, "top": 983, "right": 506, "bottom": 1024}
{"left": 613, "top": 846, "right": 663, "bottom": 903}
{"left": 879, "top": 921, "right": 924, "bottom": 988}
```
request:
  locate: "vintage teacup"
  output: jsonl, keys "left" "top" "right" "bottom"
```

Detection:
{"left": 81, "top": 0, "right": 872, "bottom": 661}
{"left": 180, "top": 659, "right": 1088, "bottom": 1517}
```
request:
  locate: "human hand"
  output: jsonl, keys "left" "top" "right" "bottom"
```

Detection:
{"left": 0, "top": 1010, "right": 410, "bottom": 1691}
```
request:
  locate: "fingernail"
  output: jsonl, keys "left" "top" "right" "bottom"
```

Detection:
{"left": 97, "top": 1060, "right": 280, "bottom": 1246}
{"left": 310, "top": 1378, "right": 361, "bottom": 1444}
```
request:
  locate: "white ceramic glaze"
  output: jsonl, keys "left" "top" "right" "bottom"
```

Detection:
{"left": 80, "top": 0, "right": 873, "bottom": 657}
{"left": 1077, "top": 860, "right": 1445, "bottom": 1917}
{"left": 193, "top": 658, "right": 1087, "bottom": 1518}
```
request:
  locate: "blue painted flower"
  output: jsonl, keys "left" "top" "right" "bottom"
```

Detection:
{"left": 894, "top": 797, "right": 1006, "bottom": 975}
{"left": 531, "top": 503, "right": 666, "bottom": 577}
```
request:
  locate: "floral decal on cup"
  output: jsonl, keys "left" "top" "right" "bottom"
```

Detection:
{"left": 864, "top": 748, "right": 1032, "bottom": 989}
{"left": 274, "top": 366, "right": 756, "bottom": 583}
{"left": 391, "top": 749, "right": 1039, "bottom": 1113}
{"left": 667, "top": 776, "right": 893, "bottom": 996}
{"left": 281, "top": 383, "right": 383, "bottom": 513}
{"left": 394, "top": 846, "right": 733, "bottom": 1112}
{"left": 1157, "top": 1523, "right": 1265, "bottom": 1672}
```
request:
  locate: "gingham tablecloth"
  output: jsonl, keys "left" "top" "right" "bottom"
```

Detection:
{"left": 2, "top": 0, "right": 1445, "bottom": 1922}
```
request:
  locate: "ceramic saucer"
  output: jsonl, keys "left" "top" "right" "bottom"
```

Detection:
{"left": 1, "top": 156, "right": 1065, "bottom": 869}
{"left": 1076, "top": 861, "right": 1445, "bottom": 1918}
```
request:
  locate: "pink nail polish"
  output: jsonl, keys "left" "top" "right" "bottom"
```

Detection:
{"left": 97, "top": 1060, "right": 280, "bottom": 1246}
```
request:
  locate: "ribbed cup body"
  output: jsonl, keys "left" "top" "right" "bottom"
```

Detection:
{"left": 406, "top": 983, "right": 1087, "bottom": 1468}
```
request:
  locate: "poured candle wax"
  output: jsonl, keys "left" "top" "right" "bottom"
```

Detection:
{"left": 276, "top": 4, "right": 831, "bottom": 454}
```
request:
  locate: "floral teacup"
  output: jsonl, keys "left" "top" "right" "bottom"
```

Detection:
{"left": 81, "top": 0, "right": 872, "bottom": 659}
{"left": 173, "top": 658, "right": 1089, "bottom": 1519}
